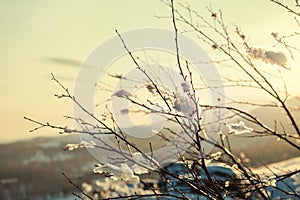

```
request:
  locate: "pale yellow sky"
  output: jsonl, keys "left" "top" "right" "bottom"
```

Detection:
{"left": 0, "top": 0, "right": 299, "bottom": 143}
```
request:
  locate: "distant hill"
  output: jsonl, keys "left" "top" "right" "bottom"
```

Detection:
{"left": 223, "top": 97, "right": 300, "bottom": 166}
{"left": 1, "top": 97, "right": 299, "bottom": 198}
{"left": 0, "top": 134, "right": 97, "bottom": 200}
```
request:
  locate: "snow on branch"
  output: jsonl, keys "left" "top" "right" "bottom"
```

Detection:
{"left": 64, "top": 141, "right": 96, "bottom": 151}
{"left": 247, "top": 47, "right": 288, "bottom": 68}
{"left": 226, "top": 121, "right": 254, "bottom": 135}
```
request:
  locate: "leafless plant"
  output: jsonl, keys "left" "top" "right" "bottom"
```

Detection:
{"left": 25, "top": 0, "right": 300, "bottom": 199}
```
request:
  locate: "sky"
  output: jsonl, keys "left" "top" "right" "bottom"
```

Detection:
{"left": 0, "top": 0, "right": 299, "bottom": 143}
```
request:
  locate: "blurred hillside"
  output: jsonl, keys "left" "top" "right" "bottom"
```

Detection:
{"left": 227, "top": 98, "right": 300, "bottom": 166}
{"left": 0, "top": 135, "right": 97, "bottom": 200}
{"left": 1, "top": 98, "right": 299, "bottom": 199}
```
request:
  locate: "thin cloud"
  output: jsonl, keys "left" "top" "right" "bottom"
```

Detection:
{"left": 47, "top": 57, "right": 82, "bottom": 67}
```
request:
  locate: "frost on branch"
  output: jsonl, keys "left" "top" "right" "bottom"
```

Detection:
{"left": 113, "top": 89, "right": 131, "bottom": 98}
{"left": 247, "top": 47, "right": 288, "bottom": 68}
{"left": 226, "top": 121, "right": 253, "bottom": 135}
{"left": 64, "top": 141, "right": 96, "bottom": 151}
{"left": 131, "top": 152, "right": 159, "bottom": 174}
{"left": 173, "top": 93, "right": 194, "bottom": 115}
{"left": 210, "top": 151, "right": 222, "bottom": 160}
{"left": 93, "top": 153, "right": 159, "bottom": 184}
{"left": 93, "top": 163, "right": 140, "bottom": 184}
{"left": 181, "top": 82, "right": 191, "bottom": 93}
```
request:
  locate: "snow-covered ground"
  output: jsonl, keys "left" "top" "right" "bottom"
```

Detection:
{"left": 252, "top": 156, "right": 300, "bottom": 175}
{"left": 79, "top": 157, "right": 300, "bottom": 199}
{"left": 252, "top": 156, "right": 300, "bottom": 199}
